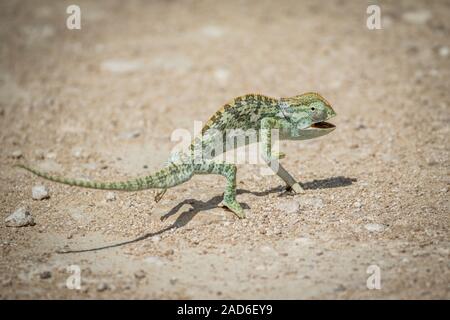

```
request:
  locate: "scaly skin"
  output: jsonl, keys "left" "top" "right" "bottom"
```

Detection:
{"left": 16, "top": 92, "right": 336, "bottom": 219}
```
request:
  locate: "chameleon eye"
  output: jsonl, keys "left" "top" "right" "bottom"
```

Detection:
{"left": 311, "top": 107, "right": 315, "bottom": 111}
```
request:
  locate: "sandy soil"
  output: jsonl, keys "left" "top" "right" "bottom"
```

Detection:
{"left": 0, "top": 0, "right": 449, "bottom": 299}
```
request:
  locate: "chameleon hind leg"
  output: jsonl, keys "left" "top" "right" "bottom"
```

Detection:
{"left": 154, "top": 188, "right": 167, "bottom": 203}
{"left": 154, "top": 151, "right": 189, "bottom": 203}
{"left": 194, "top": 162, "right": 244, "bottom": 219}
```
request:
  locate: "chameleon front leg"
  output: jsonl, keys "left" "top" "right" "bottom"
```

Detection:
{"left": 260, "top": 118, "right": 305, "bottom": 194}
{"left": 194, "top": 162, "right": 244, "bottom": 218}
{"left": 275, "top": 165, "right": 304, "bottom": 193}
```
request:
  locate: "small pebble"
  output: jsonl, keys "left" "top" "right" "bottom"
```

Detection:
{"left": 294, "top": 237, "right": 312, "bottom": 245}
{"left": 40, "top": 271, "right": 52, "bottom": 279}
{"left": 301, "top": 197, "right": 324, "bottom": 209}
{"left": 32, "top": 185, "right": 49, "bottom": 200}
{"left": 438, "top": 46, "right": 449, "bottom": 57}
{"left": 334, "top": 284, "right": 347, "bottom": 292}
{"left": 277, "top": 200, "right": 300, "bottom": 214}
{"left": 97, "top": 282, "right": 109, "bottom": 292}
{"left": 134, "top": 270, "right": 146, "bottom": 280}
{"left": 200, "top": 25, "right": 225, "bottom": 38}
{"left": 1, "top": 279, "right": 12, "bottom": 287}
{"left": 101, "top": 59, "right": 142, "bottom": 74}
{"left": 214, "top": 68, "right": 230, "bottom": 86}
{"left": 34, "top": 150, "right": 45, "bottom": 160}
{"left": 46, "top": 152, "right": 57, "bottom": 159}
{"left": 105, "top": 192, "right": 116, "bottom": 202}
{"left": 402, "top": 10, "right": 431, "bottom": 24}
{"left": 164, "top": 249, "right": 174, "bottom": 256}
{"left": 5, "top": 207, "right": 35, "bottom": 227}
{"left": 71, "top": 148, "right": 84, "bottom": 158}
{"left": 11, "top": 150, "right": 23, "bottom": 159}
{"left": 273, "top": 229, "right": 282, "bottom": 235}
{"left": 255, "top": 265, "right": 266, "bottom": 271}
{"left": 119, "top": 130, "right": 141, "bottom": 140}
{"left": 353, "top": 201, "right": 362, "bottom": 209}
{"left": 364, "top": 223, "right": 386, "bottom": 232}
{"left": 144, "top": 256, "right": 164, "bottom": 266}
{"left": 82, "top": 162, "right": 97, "bottom": 171}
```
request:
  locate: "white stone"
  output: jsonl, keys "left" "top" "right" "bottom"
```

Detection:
{"left": 119, "top": 130, "right": 141, "bottom": 140}
{"left": 255, "top": 265, "right": 266, "bottom": 271}
{"left": 82, "top": 162, "right": 97, "bottom": 170}
{"left": 260, "top": 246, "right": 275, "bottom": 254}
{"left": 402, "top": 10, "right": 431, "bottom": 24}
{"left": 71, "top": 147, "right": 84, "bottom": 158}
{"left": 214, "top": 68, "right": 230, "bottom": 85}
{"left": 134, "top": 270, "right": 146, "bottom": 279}
{"left": 101, "top": 59, "right": 142, "bottom": 74}
{"left": 45, "top": 152, "right": 57, "bottom": 159}
{"left": 96, "top": 282, "right": 109, "bottom": 292}
{"left": 277, "top": 200, "right": 300, "bottom": 214}
{"left": 438, "top": 46, "right": 449, "bottom": 57}
{"left": 11, "top": 150, "right": 23, "bottom": 159}
{"left": 151, "top": 235, "right": 161, "bottom": 243}
{"left": 5, "top": 207, "right": 35, "bottom": 227}
{"left": 105, "top": 192, "right": 116, "bottom": 202}
{"left": 364, "top": 223, "right": 386, "bottom": 232}
{"left": 301, "top": 197, "right": 324, "bottom": 209}
{"left": 294, "top": 237, "right": 312, "bottom": 245}
{"left": 68, "top": 207, "right": 91, "bottom": 224}
{"left": 32, "top": 185, "right": 49, "bottom": 200}
{"left": 144, "top": 256, "right": 164, "bottom": 266}
{"left": 151, "top": 55, "right": 192, "bottom": 72}
{"left": 200, "top": 25, "right": 225, "bottom": 38}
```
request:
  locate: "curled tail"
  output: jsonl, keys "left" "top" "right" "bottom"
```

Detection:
{"left": 14, "top": 163, "right": 191, "bottom": 192}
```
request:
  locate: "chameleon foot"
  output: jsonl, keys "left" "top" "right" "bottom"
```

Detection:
{"left": 287, "top": 182, "right": 305, "bottom": 194}
{"left": 154, "top": 189, "right": 167, "bottom": 203}
{"left": 271, "top": 151, "right": 286, "bottom": 160}
{"left": 222, "top": 200, "right": 245, "bottom": 219}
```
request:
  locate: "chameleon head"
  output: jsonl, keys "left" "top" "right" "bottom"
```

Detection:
{"left": 279, "top": 92, "right": 336, "bottom": 132}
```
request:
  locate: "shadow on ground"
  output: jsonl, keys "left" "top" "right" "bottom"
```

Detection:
{"left": 58, "top": 176, "right": 356, "bottom": 253}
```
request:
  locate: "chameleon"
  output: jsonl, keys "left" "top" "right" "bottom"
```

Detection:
{"left": 15, "top": 92, "right": 336, "bottom": 219}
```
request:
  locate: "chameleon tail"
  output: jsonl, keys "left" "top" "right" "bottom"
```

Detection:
{"left": 14, "top": 164, "right": 184, "bottom": 192}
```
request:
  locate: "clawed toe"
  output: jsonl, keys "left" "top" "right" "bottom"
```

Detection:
{"left": 222, "top": 200, "right": 245, "bottom": 219}
{"left": 285, "top": 183, "right": 305, "bottom": 194}
{"left": 154, "top": 189, "right": 167, "bottom": 203}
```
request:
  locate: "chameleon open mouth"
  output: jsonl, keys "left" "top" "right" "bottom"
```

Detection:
{"left": 310, "top": 121, "right": 336, "bottom": 129}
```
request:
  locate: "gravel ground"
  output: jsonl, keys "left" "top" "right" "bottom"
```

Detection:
{"left": 0, "top": 0, "right": 449, "bottom": 299}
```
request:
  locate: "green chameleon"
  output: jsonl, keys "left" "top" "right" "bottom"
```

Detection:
{"left": 16, "top": 92, "right": 336, "bottom": 219}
